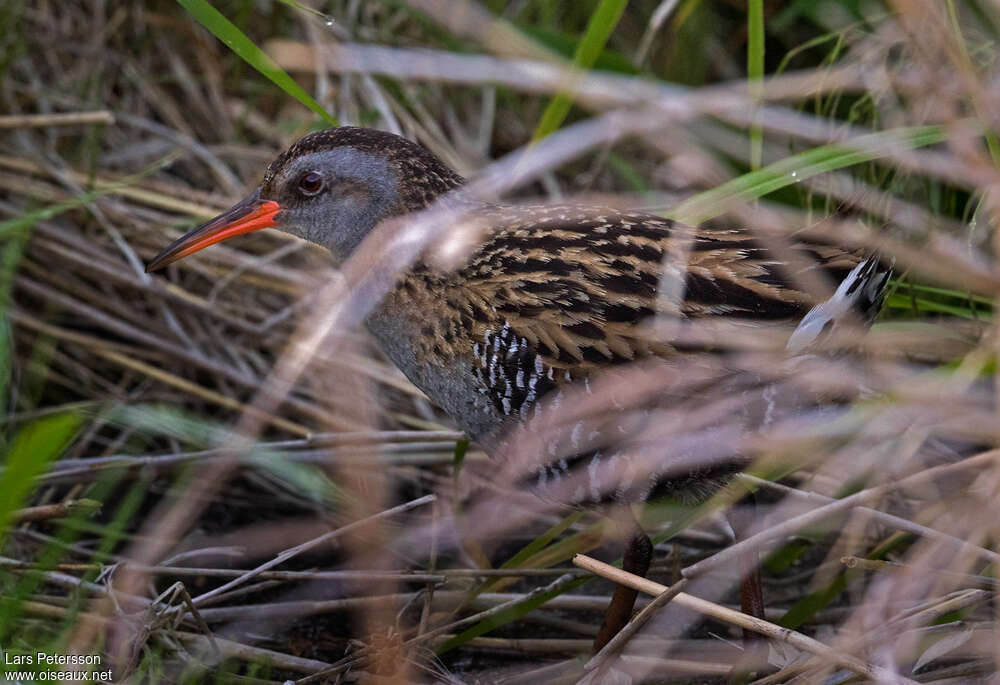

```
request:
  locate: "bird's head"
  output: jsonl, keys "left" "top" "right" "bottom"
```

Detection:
{"left": 145, "top": 127, "right": 465, "bottom": 272}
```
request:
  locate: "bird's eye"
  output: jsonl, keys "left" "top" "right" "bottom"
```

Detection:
{"left": 297, "top": 172, "right": 324, "bottom": 196}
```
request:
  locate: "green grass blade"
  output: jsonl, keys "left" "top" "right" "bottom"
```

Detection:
{"left": 469, "top": 511, "right": 587, "bottom": 597}
{"left": 778, "top": 570, "right": 849, "bottom": 629}
{"left": 669, "top": 125, "right": 949, "bottom": 225}
{"left": 107, "top": 404, "right": 348, "bottom": 505}
{"left": 531, "top": 0, "right": 629, "bottom": 140}
{"left": 897, "top": 281, "right": 994, "bottom": 306}
{"left": 885, "top": 292, "right": 989, "bottom": 319}
{"left": 0, "top": 413, "right": 81, "bottom": 543}
{"left": 436, "top": 576, "right": 590, "bottom": 654}
{"left": 442, "top": 512, "right": 599, "bottom": 650}
{"left": 176, "top": 0, "right": 337, "bottom": 126}
{"left": 747, "top": 0, "right": 765, "bottom": 170}
{"left": 520, "top": 25, "right": 639, "bottom": 74}
{"left": 452, "top": 438, "right": 470, "bottom": 474}
{"left": 778, "top": 531, "right": 911, "bottom": 629}
{"left": 498, "top": 510, "right": 586, "bottom": 571}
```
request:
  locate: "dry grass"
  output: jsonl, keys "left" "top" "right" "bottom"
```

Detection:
{"left": 2, "top": 1, "right": 1000, "bottom": 683}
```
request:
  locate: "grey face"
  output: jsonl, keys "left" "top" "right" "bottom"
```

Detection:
{"left": 262, "top": 147, "right": 400, "bottom": 264}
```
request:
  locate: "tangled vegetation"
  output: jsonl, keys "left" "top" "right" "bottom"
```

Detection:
{"left": 2, "top": 1, "right": 1000, "bottom": 683}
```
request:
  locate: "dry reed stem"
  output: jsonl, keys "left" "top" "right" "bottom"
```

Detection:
{"left": 0, "top": 111, "right": 115, "bottom": 128}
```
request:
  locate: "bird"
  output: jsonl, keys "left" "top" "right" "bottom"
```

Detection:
{"left": 146, "top": 126, "right": 891, "bottom": 655}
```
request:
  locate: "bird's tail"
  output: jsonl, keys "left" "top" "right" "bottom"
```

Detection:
{"left": 786, "top": 255, "right": 893, "bottom": 353}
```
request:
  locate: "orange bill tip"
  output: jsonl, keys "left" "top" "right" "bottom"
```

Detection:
{"left": 146, "top": 196, "right": 281, "bottom": 272}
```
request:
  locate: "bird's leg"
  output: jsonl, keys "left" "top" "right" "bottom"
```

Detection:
{"left": 733, "top": 490, "right": 765, "bottom": 627}
{"left": 738, "top": 547, "right": 765, "bottom": 624}
{"left": 731, "top": 490, "right": 767, "bottom": 675}
{"left": 592, "top": 508, "right": 653, "bottom": 654}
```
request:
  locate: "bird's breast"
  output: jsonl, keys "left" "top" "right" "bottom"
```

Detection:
{"left": 365, "top": 289, "right": 507, "bottom": 448}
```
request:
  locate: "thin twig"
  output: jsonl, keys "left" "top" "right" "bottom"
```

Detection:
{"left": 581, "top": 577, "right": 691, "bottom": 682}
{"left": 0, "top": 111, "right": 114, "bottom": 128}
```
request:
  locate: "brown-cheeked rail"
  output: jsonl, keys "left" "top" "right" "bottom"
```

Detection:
{"left": 146, "top": 126, "right": 890, "bottom": 656}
